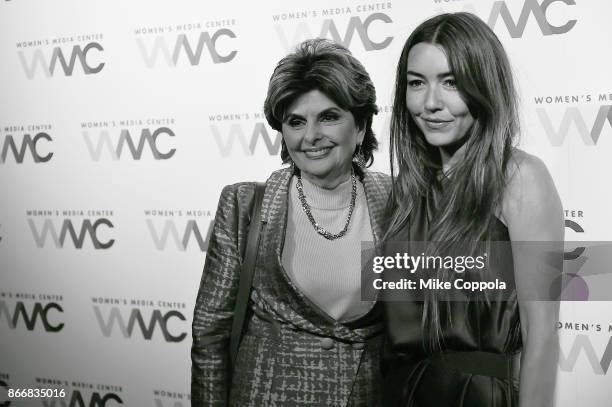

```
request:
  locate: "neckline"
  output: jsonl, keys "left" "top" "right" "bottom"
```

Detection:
{"left": 295, "top": 175, "right": 355, "bottom": 210}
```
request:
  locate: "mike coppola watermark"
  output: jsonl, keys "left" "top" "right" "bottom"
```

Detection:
{"left": 362, "top": 241, "right": 612, "bottom": 302}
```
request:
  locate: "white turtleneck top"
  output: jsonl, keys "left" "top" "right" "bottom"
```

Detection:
{"left": 281, "top": 174, "right": 374, "bottom": 322}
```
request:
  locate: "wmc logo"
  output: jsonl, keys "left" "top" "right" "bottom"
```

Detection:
{"left": 275, "top": 12, "right": 393, "bottom": 52}
{"left": 28, "top": 218, "right": 114, "bottom": 249}
{"left": 83, "top": 128, "right": 176, "bottom": 160}
{"left": 559, "top": 334, "right": 612, "bottom": 375}
{"left": 436, "top": 0, "right": 576, "bottom": 38}
{"left": 564, "top": 219, "right": 584, "bottom": 259}
{"left": 0, "top": 301, "right": 64, "bottom": 332}
{"left": 537, "top": 105, "right": 612, "bottom": 146}
{"left": 211, "top": 122, "right": 281, "bottom": 157}
{"left": 0, "top": 133, "right": 52, "bottom": 164}
{"left": 146, "top": 219, "right": 213, "bottom": 251}
{"left": 93, "top": 307, "right": 186, "bottom": 342}
{"left": 42, "top": 391, "right": 123, "bottom": 407}
{"left": 18, "top": 43, "right": 104, "bottom": 79}
{"left": 487, "top": 0, "right": 576, "bottom": 37}
{"left": 137, "top": 29, "right": 237, "bottom": 67}
{"left": 558, "top": 219, "right": 589, "bottom": 301}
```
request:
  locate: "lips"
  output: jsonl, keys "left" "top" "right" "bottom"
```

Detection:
{"left": 302, "top": 146, "right": 333, "bottom": 158}
{"left": 420, "top": 117, "right": 453, "bottom": 130}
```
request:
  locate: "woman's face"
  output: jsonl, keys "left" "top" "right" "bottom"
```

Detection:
{"left": 282, "top": 89, "right": 364, "bottom": 188}
{"left": 405, "top": 42, "right": 474, "bottom": 150}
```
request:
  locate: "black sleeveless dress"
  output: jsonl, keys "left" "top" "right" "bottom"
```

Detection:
{"left": 382, "top": 197, "right": 522, "bottom": 407}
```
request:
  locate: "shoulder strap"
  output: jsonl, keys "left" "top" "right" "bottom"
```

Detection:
{"left": 229, "top": 182, "right": 266, "bottom": 373}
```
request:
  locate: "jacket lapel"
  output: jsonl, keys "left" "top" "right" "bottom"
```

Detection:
{"left": 362, "top": 171, "right": 391, "bottom": 243}
{"left": 255, "top": 168, "right": 390, "bottom": 340}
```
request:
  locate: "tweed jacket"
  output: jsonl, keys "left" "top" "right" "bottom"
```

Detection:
{"left": 191, "top": 167, "right": 391, "bottom": 406}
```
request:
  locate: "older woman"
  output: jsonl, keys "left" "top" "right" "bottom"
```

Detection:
{"left": 382, "top": 13, "right": 563, "bottom": 407}
{"left": 191, "top": 38, "right": 390, "bottom": 406}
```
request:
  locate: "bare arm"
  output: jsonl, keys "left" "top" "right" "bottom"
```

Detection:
{"left": 501, "top": 151, "right": 564, "bottom": 407}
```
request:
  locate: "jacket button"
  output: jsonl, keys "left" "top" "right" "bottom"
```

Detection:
{"left": 320, "top": 337, "right": 334, "bottom": 350}
{"left": 352, "top": 342, "right": 365, "bottom": 350}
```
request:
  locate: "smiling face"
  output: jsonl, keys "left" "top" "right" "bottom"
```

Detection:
{"left": 405, "top": 42, "right": 474, "bottom": 154}
{"left": 282, "top": 89, "right": 364, "bottom": 188}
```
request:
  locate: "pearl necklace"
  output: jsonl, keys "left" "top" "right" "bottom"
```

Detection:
{"left": 295, "top": 171, "right": 357, "bottom": 240}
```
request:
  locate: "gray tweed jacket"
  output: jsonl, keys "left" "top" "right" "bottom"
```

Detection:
{"left": 191, "top": 167, "right": 391, "bottom": 406}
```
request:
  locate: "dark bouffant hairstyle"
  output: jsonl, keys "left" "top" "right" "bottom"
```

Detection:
{"left": 264, "top": 38, "right": 379, "bottom": 167}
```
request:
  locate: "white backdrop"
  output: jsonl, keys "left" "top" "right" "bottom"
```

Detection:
{"left": 1, "top": 0, "right": 611, "bottom": 405}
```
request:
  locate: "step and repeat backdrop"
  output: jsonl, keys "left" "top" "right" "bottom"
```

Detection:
{"left": 1, "top": 0, "right": 611, "bottom": 405}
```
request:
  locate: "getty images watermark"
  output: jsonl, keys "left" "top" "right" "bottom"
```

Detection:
{"left": 361, "top": 241, "right": 612, "bottom": 302}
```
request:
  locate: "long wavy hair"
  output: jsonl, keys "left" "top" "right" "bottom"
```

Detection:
{"left": 385, "top": 12, "right": 520, "bottom": 350}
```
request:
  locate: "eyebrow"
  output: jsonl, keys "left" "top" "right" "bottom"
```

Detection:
{"left": 407, "top": 70, "right": 454, "bottom": 78}
{"left": 284, "top": 107, "right": 341, "bottom": 120}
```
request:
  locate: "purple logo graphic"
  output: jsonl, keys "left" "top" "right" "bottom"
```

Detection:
{"left": 137, "top": 30, "right": 237, "bottom": 67}
{"left": 0, "top": 133, "right": 52, "bottom": 164}
{"left": 28, "top": 218, "right": 114, "bottom": 249}
{"left": 42, "top": 391, "right": 123, "bottom": 407}
{"left": 557, "top": 220, "right": 588, "bottom": 300}
{"left": 275, "top": 12, "right": 393, "bottom": 52}
{"left": 83, "top": 127, "right": 176, "bottom": 161}
{"left": 18, "top": 43, "right": 104, "bottom": 79}
{"left": 0, "top": 301, "right": 63, "bottom": 332}
{"left": 146, "top": 219, "right": 213, "bottom": 251}
{"left": 559, "top": 334, "right": 612, "bottom": 375}
{"left": 435, "top": 0, "right": 577, "bottom": 38}
{"left": 537, "top": 105, "right": 612, "bottom": 146}
{"left": 210, "top": 122, "right": 281, "bottom": 157}
{"left": 93, "top": 307, "right": 187, "bottom": 342}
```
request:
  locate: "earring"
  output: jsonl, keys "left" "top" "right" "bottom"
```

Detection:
{"left": 353, "top": 144, "right": 366, "bottom": 169}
